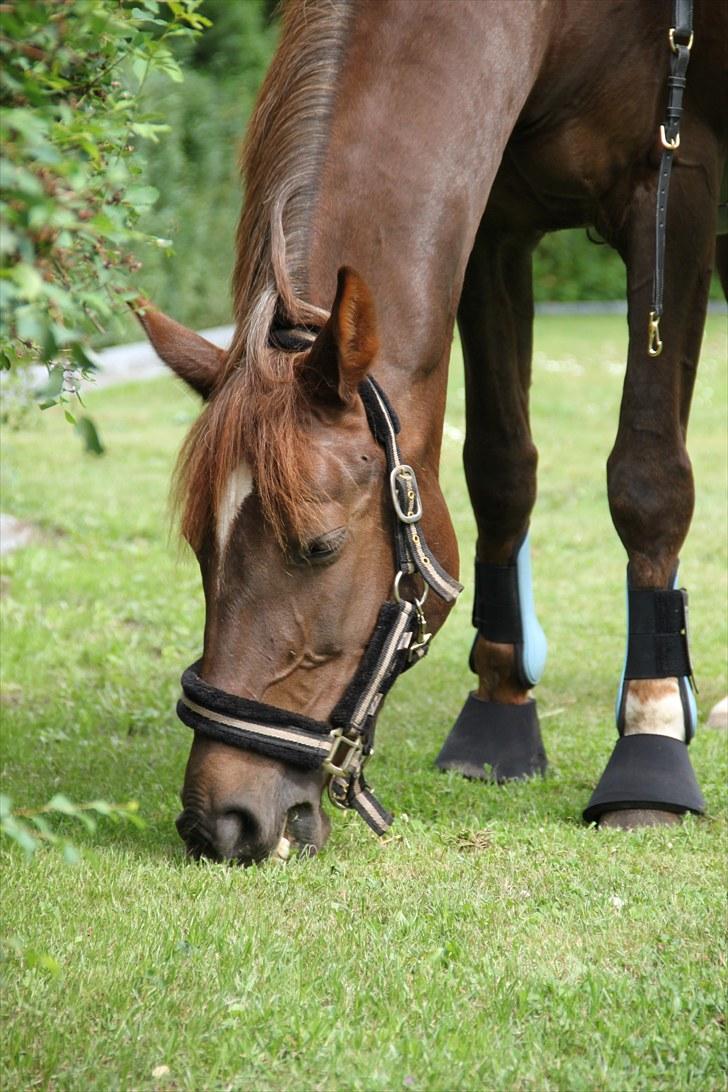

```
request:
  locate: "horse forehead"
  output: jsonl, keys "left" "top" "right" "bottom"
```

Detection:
{"left": 217, "top": 462, "right": 253, "bottom": 552}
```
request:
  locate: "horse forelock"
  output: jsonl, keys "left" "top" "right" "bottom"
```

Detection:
{"left": 174, "top": 349, "right": 324, "bottom": 553}
{"left": 176, "top": 0, "right": 352, "bottom": 553}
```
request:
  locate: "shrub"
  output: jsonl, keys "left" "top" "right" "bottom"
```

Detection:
{"left": 0, "top": 0, "right": 210, "bottom": 408}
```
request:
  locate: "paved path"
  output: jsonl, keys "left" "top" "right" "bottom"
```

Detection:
{"left": 88, "top": 324, "right": 234, "bottom": 389}
{"left": 88, "top": 301, "right": 726, "bottom": 389}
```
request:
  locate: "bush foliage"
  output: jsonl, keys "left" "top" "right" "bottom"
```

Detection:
{"left": 134, "top": 0, "right": 274, "bottom": 331}
{"left": 0, "top": 0, "right": 209, "bottom": 389}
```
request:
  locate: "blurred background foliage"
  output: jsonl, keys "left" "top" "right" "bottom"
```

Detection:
{"left": 132, "top": 0, "right": 277, "bottom": 336}
{"left": 2, "top": 0, "right": 720, "bottom": 370}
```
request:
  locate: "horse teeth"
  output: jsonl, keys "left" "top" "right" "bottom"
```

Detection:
{"left": 274, "top": 835, "right": 290, "bottom": 860}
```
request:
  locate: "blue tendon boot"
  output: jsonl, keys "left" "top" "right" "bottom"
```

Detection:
{"left": 437, "top": 533, "right": 548, "bottom": 781}
{"left": 583, "top": 569, "right": 705, "bottom": 822}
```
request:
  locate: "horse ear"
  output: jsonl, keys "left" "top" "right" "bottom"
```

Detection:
{"left": 303, "top": 267, "right": 379, "bottom": 407}
{"left": 134, "top": 302, "right": 226, "bottom": 399}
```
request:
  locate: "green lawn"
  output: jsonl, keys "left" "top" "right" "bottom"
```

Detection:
{"left": 1, "top": 314, "right": 726, "bottom": 1092}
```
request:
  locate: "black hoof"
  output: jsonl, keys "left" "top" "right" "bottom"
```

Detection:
{"left": 583, "top": 734, "right": 705, "bottom": 824}
{"left": 435, "top": 694, "right": 548, "bottom": 782}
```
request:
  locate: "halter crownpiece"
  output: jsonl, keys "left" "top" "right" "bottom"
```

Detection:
{"left": 177, "top": 375, "right": 462, "bottom": 837}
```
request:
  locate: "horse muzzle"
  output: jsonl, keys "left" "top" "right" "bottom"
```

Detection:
{"left": 176, "top": 740, "right": 331, "bottom": 865}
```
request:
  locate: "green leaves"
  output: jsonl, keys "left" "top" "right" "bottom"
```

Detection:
{"left": 0, "top": 793, "right": 144, "bottom": 861}
{"left": 0, "top": 0, "right": 208, "bottom": 418}
{"left": 74, "top": 414, "right": 105, "bottom": 456}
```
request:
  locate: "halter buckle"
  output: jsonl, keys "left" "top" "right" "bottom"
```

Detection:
{"left": 390, "top": 464, "right": 423, "bottom": 524}
{"left": 323, "top": 728, "right": 364, "bottom": 779}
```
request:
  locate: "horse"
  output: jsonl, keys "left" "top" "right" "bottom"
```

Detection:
{"left": 137, "top": 0, "right": 727, "bottom": 863}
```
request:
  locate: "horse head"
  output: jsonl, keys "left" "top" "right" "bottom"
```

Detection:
{"left": 139, "top": 267, "right": 459, "bottom": 863}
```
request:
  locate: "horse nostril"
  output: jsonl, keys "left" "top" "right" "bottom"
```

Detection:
{"left": 214, "top": 809, "right": 261, "bottom": 861}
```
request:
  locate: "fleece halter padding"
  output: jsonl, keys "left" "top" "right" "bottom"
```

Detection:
{"left": 176, "top": 375, "right": 461, "bottom": 836}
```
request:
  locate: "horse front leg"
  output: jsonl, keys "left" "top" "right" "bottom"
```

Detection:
{"left": 436, "top": 223, "right": 548, "bottom": 782}
{"left": 585, "top": 144, "right": 722, "bottom": 828}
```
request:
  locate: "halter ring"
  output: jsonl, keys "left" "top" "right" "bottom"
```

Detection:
{"left": 393, "top": 569, "right": 428, "bottom": 609}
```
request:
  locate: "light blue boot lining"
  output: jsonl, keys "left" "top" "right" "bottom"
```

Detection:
{"left": 516, "top": 533, "right": 548, "bottom": 687}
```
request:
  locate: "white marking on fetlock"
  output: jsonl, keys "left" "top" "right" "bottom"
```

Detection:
{"left": 623, "top": 679, "right": 686, "bottom": 741}
{"left": 216, "top": 462, "right": 253, "bottom": 553}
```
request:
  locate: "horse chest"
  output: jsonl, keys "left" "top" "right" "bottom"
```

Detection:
{"left": 489, "top": 121, "right": 643, "bottom": 235}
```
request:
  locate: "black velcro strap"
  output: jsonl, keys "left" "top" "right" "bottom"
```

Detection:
{"left": 472, "top": 560, "right": 522, "bottom": 644}
{"left": 625, "top": 588, "right": 692, "bottom": 680}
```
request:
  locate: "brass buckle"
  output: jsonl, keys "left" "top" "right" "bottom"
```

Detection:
{"left": 389, "top": 464, "right": 423, "bottom": 524}
{"left": 660, "top": 125, "right": 680, "bottom": 151}
{"left": 669, "top": 27, "right": 693, "bottom": 53}
{"left": 323, "top": 728, "right": 364, "bottom": 779}
{"left": 647, "top": 311, "right": 663, "bottom": 357}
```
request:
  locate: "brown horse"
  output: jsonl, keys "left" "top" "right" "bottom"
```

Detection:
{"left": 138, "top": 0, "right": 727, "bottom": 862}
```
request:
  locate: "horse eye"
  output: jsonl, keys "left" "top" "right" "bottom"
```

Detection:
{"left": 299, "top": 527, "right": 347, "bottom": 564}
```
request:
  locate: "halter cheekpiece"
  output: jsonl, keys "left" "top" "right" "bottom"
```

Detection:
{"left": 177, "top": 373, "right": 462, "bottom": 836}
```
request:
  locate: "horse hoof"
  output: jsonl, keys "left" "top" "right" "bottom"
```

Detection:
{"left": 583, "top": 734, "right": 705, "bottom": 824}
{"left": 598, "top": 808, "right": 682, "bottom": 830}
{"left": 435, "top": 693, "right": 547, "bottom": 782}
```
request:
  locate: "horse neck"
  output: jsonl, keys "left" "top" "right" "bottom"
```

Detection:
{"left": 305, "top": 0, "right": 549, "bottom": 454}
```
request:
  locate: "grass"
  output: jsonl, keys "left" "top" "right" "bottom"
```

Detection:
{"left": 1, "top": 314, "right": 726, "bottom": 1092}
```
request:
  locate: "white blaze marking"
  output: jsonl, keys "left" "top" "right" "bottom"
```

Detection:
{"left": 216, "top": 462, "right": 253, "bottom": 553}
{"left": 623, "top": 680, "right": 685, "bottom": 741}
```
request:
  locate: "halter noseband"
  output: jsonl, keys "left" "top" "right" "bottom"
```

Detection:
{"left": 176, "top": 374, "right": 462, "bottom": 836}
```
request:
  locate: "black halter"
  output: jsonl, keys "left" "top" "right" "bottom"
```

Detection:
{"left": 648, "top": 0, "right": 693, "bottom": 356}
{"left": 177, "top": 374, "right": 462, "bottom": 836}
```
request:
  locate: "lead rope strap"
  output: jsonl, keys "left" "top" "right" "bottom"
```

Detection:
{"left": 649, "top": 0, "right": 693, "bottom": 356}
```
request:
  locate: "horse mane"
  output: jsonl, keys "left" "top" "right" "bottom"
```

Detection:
{"left": 175, "top": 0, "right": 352, "bottom": 550}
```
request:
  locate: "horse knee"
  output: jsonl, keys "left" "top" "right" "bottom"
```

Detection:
{"left": 607, "top": 440, "right": 694, "bottom": 572}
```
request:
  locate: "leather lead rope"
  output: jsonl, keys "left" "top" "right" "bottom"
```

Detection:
{"left": 649, "top": 0, "right": 694, "bottom": 357}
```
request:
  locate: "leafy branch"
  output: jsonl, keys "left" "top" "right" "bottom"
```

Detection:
{"left": 0, "top": 0, "right": 211, "bottom": 443}
{"left": 0, "top": 793, "right": 144, "bottom": 864}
